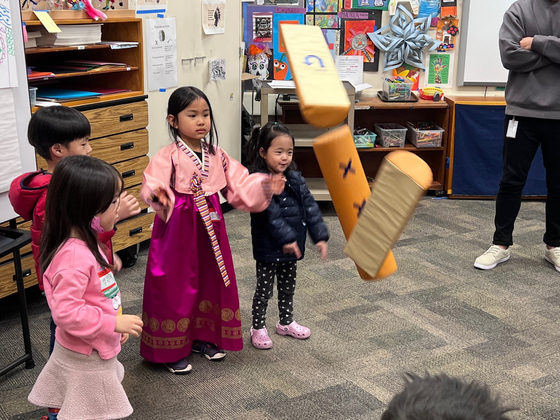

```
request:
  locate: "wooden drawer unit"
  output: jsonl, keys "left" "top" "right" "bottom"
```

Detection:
{"left": 112, "top": 212, "right": 155, "bottom": 252}
{"left": 0, "top": 255, "right": 37, "bottom": 300}
{"left": 83, "top": 101, "right": 149, "bottom": 140}
{"left": 113, "top": 155, "right": 149, "bottom": 189}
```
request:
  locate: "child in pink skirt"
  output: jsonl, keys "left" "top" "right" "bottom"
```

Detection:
{"left": 28, "top": 155, "right": 143, "bottom": 420}
{"left": 140, "top": 86, "right": 285, "bottom": 374}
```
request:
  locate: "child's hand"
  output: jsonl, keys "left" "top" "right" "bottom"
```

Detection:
{"left": 270, "top": 174, "right": 286, "bottom": 195}
{"left": 117, "top": 191, "right": 141, "bottom": 221}
{"left": 283, "top": 242, "right": 302, "bottom": 258}
{"left": 113, "top": 253, "right": 122, "bottom": 272}
{"left": 120, "top": 333, "right": 129, "bottom": 345}
{"left": 115, "top": 314, "right": 143, "bottom": 337}
{"left": 152, "top": 188, "right": 171, "bottom": 221}
{"left": 316, "top": 241, "right": 328, "bottom": 260}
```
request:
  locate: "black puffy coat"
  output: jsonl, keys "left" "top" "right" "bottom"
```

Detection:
{"left": 251, "top": 170, "right": 329, "bottom": 262}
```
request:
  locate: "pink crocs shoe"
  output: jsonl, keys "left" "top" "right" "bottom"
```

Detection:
{"left": 250, "top": 327, "right": 273, "bottom": 349}
{"left": 276, "top": 321, "right": 310, "bottom": 339}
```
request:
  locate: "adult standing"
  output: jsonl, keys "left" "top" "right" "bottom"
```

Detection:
{"left": 475, "top": 0, "right": 560, "bottom": 271}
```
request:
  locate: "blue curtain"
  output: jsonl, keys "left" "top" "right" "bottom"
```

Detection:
{"left": 452, "top": 104, "right": 546, "bottom": 197}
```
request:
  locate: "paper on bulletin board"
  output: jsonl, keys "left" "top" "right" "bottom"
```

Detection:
{"left": 0, "top": 88, "right": 22, "bottom": 193}
{"left": 335, "top": 55, "right": 363, "bottom": 88}
{"left": 209, "top": 58, "right": 226, "bottom": 81}
{"left": 134, "top": 0, "right": 167, "bottom": 14}
{"left": 0, "top": 0, "right": 18, "bottom": 88}
{"left": 202, "top": 0, "right": 225, "bottom": 35}
{"left": 427, "top": 53, "right": 453, "bottom": 88}
{"left": 146, "top": 17, "right": 177, "bottom": 92}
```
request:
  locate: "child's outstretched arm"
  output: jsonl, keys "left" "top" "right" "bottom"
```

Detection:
{"left": 117, "top": 191, "right": 141, "bottom": 221}
{"left": 141, "top": 149, "right": 175, "bottom": 222}
{"left": 221, "top": 151, "right": 285, "bottom": 212}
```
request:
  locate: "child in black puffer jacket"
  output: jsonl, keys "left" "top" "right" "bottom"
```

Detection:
{"left": 245, "top": 122, "right": 329, "bottom": 350}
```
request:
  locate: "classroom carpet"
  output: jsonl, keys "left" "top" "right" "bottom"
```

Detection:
{"left": 1, "top": 197, "right": 560, "bottom": 420}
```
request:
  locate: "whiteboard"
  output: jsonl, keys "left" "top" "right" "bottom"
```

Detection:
{"left": 0, "top": 0, "right": 35, "bottom": 224}
{"left": 457, "top": 0, "right": 516, "bottom": 86}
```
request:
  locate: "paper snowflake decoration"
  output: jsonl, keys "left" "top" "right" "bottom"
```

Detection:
{"left": 367, "top": 4, "right": 440, "bottom": 71}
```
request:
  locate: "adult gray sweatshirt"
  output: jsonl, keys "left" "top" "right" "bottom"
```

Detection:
{"left": 499, "top": 0, "right": 560, "bottom": 119}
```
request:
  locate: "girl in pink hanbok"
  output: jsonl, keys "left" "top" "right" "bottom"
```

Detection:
{"left": 140, "top": 86, "right": 285, "bottom": 374}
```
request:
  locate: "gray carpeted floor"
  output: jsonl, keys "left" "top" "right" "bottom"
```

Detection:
{"left": 1, "top": 197, "right": 560, "bottom": 419}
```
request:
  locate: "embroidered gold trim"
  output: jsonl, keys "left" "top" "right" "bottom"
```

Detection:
{"left": 221, "top": 308, "right": 234, "bottom": 322}
{"left": 195, "top": 317, "right": 216, "bottom": 332}
{"left": 199, "top": 300, "right": 213, "bottom": 313}
{"left": 141, "top": 331, "right": 190, "bottom": 349}
{"left": 161, "top": 319, "right": 176, "bottom": 333}
{"left": 149, "top": 317, "right": 160, "bottom": 332}
{"left": 221, "top": 326, "right": 242, "bottom": 339}
{"left": 235, "top": 308, "right": 241, "bottom": 321}
{"left": 177, "top": 318, "right": 190, "bottom": 332}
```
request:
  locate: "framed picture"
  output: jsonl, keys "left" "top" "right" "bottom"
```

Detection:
{"left": 339, "top": 10, "right": 382, "bottom": 71}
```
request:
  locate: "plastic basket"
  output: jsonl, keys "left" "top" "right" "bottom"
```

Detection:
{"left": 374, "top": 123, "right": 407, "bottom": 147}
{"left": 406, "top": 122, "right": 444, "bottom": 148}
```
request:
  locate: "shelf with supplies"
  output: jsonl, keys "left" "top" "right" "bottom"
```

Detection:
{"left": 0, "top": 17, "right": 152, "bottom": 300}
{"left": 259, "top": 81, "right": 356, "bottom": 201}
{"left": 25, "top": 17, "right": 144, "bottom": 108}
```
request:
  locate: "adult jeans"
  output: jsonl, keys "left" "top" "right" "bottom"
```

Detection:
{"left": 494, "top": 115, "right": 560, "bottom": 247}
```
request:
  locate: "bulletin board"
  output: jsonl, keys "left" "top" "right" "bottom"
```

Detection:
{"left": 456, "top": 0, "right": 516, "bottom": 86}
{"left": 0, "top": 0, "right": 35, "bottom": 223}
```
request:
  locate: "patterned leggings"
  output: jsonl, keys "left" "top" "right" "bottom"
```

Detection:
{"left": 252, "top": 261, "right": 297, "bottom": 329}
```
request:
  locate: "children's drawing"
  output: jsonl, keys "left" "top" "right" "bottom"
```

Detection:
{"left": 340, "top": 11, "right": 381, "bottom": 71}
{"left": 202, "top": 0, "right": 226, "bottom": 35}
{"left": 0, "top": 0, "right": 16, "bottom": 88}
{"left": 308, "top": 0, "right": 338, "bottom": 12}
{"left": 322, "top": 28, "right": 339, "bottom": 61}
{"left": 253, "top": 13, "right": 273, "bottom": 43}
{"left": 427, "top": 53, "right": 451, "bottom": 87}
{"left": 247, "top": 52, "right": 270, "bottom": 80}
{"left": 209, "top": 59, "right": 226, "bottom": 81}
{"left": 435, "top": 17, "right": 459, "bottom": 52}
{"left": 351, "top": 0, "right": 388, "bottom": 10}
{"left": 305, "top": 14, "right": 338, "bottom": 28}
{"left": 392, "top": 64, "right": 420, "bottom": 91}
{"left": 245, "top": 5, "right": 276, "bottom": 49}
{"left": 272, "top": 13, "right": 304, "bottom": 80}
{"left": 367, "top": 4, "right": 440, "bottom": 71}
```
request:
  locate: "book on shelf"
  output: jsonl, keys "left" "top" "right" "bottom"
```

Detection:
{"left": 36, "top": 88, "right": 103, "bottom": 102}
{"left": 64, "top": 60, "right": 129, "bottom": 67}
{"left": 36, "top": 24, "right": 103, "bottom": 47}
{"left": 28, "top": 70, "right": 56, "bottom": 80}
{"left": 98, "top": 41, "right": 139, "bottom": 49}
{"left": 25, "top": 31, "right": 41, "bottom": 48}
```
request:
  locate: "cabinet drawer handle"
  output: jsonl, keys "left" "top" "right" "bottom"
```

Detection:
{"left": 120, "top": 142, "right": 135, "bottom": 151}
{"left": 13, "top": 268, "right": 32, "bottom": 282}
{"left": 129, "top": 227, "right": 142, "bottom": 236}
{"left": 120, "top": 114, "right": 134, "bottom": 122}
{"left": 122, "top": 169, "right": 136, "bottom": 178}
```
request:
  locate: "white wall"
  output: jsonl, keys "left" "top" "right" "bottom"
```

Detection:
{"left": 141, "top": 0, "right": 242, "bottom": 161}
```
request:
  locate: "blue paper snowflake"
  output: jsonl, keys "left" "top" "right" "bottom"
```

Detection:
{"left": 367, "top": 4, "right": 441, "bottom": 71}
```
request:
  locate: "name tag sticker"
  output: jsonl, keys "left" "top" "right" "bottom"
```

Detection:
{"left": 210, "top": 212, "right": 220, "bottom": 221}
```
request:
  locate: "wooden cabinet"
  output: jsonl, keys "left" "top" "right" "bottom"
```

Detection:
{"left": 0, "top": 17, "right": 153, "bottom": 300}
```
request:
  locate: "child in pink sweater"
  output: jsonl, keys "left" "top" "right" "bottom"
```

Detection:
{"left": 28, "top": 155, "right": 143, "bottom": 420}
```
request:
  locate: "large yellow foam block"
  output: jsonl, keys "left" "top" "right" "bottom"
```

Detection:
{"left": 280, "top": 23, "right": 350, "bottom": 128}
{"left": 344, "top": 150, "right": 433, "bottom": 278}
{"left": 313, "top": 125, "right": 397, "bottom": 280}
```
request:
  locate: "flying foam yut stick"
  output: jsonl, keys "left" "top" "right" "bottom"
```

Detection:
{"left": 279, "top": 23, "right": 350, "bottom": 128}
{"left": 344, "top": 150, "right": 433, "bottom": 278}
{"left": 313, "top": 126, "right": 398, "bottom": 280}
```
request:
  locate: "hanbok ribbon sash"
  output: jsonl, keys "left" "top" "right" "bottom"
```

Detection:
{"left": 175, "top": 139, "right": 230, "bottom": 287}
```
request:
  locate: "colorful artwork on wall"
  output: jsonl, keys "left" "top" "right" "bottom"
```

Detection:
{"left": 272, "top": 12, "right": 305, "bottom": 80}
{"left": 339, "top": 10, "right": 381, "bottom": 72}
{"left": 350, "top": 0, "right": 388, "bottom": 11}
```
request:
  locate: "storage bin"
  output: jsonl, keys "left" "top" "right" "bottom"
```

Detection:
{"left": 353, "top": 130, "right": 376, "bottom": 148}
{"left": 406, "top": 122, "right": 444, "bottom": 148}
{"left": 374, "top": 123, "right": 407, "bottom": 147}
{"left": 382, "top": 77, "right": 413, "bottom": 101}
{"left": 29, "top": 87, "right": 37, "bottom": 107}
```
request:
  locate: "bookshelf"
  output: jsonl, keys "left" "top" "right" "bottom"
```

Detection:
{"left": 0, "top": 15, "right": 153, "bottom": 300}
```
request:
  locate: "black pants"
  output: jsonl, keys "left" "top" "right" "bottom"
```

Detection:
{"left": 494, "top": 116, "right": 560, "bottom": 247}
{"left": 252, "top": 261, "right": 297, "bottom": 329}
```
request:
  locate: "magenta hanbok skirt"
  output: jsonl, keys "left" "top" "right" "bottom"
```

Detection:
{"left": 140, "top": 191, "right": 243, "bottom": 364}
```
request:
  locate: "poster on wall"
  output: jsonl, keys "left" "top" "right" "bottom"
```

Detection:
{"left": 245, "top": 5, "right": 276, "bottom": 49}
{"left": 202, "top": 0, "right": 226, "bottom": 35}
{"left": 146, "top": 17, "right": 178, "bottom": 91}
{"left": 272, "top": 13, "right": 305, "bottom": 80}
{"left": 0, "top": 88, "right": 22, "bottom": 193}
{"left": 351, "top": 0, "right": 388, "bottom": 11}
{"left": 339, "top": 10, "right": 381, "bottom": 72}
{"left": 0, "top": 0, "right": 18, "bottom": 88}
{"left": 427, "top": 53, "right": 452, "bottom": 88}
{"left": 209, "top": 59, "right": 226, "bottom": 81}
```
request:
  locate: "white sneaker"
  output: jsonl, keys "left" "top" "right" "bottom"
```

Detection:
{"left": 474, "top": 245, "right": 510, "bottom": 270}
{"left": 545, "top": 247, "right": 560, "bottom": 273}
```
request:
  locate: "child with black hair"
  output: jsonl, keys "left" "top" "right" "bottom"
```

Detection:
{"left": 382, "top": 372, "right": 515, "bottom": 420}
{"left": 245, "top": 122, "right": 329, "bottom": 350}
{"left": 28, "top": 155, "right": 143, "bottom": 420}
